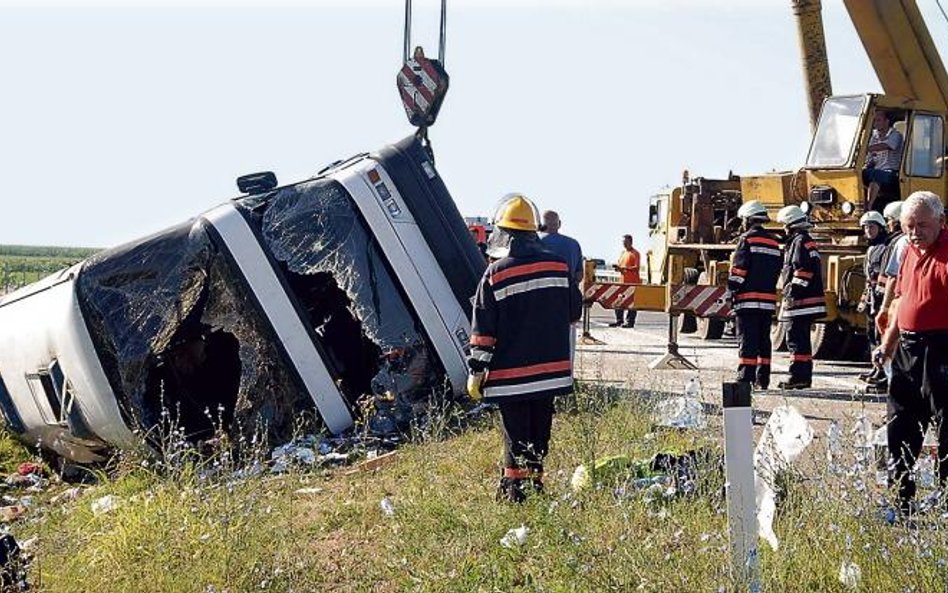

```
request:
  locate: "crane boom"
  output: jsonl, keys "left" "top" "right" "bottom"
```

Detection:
{"left": 792, "top": 0, "right": 833, "bottom": 132}
{"left": 842, "top": 0, "right": 948, "bottom": 111}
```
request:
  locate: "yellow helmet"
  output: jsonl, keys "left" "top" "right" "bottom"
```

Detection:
{"left": 492, "top": 193, "right": 539, "bottom": 231}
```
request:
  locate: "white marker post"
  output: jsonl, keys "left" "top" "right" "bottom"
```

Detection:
{"left": 722, "top": 381, "right": 760, "bottom": 592}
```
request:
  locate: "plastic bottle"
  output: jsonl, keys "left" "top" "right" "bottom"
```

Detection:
{"left": 684, "top": 377, "right": 701, "bottom": 399}
{"left": 852, "top": 415, "right": 874, "bottom": 470}
{"left": 827, "top": 420, "right": 843, "bottom": 473}
{"left": 916, "top": 446, "right": 936, "bottom": 489}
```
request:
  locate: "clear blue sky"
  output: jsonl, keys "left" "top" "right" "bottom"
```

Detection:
{"left": 2, "top": 0, "right": 948, "bottom": 262}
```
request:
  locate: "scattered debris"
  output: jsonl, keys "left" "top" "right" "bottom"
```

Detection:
{"left": 569, "top": 450, "right": 710, "bottom": 498}
{"left": 90, "top": 494, "right": 121, "bottom": 516}
{"left": 380, "top": 497, "right": 396, "bottom": 517}
{"left": 345, "top": 451, "right": 399, "bottom": 475}
{"left": 838, "top": 560, "right": 861, "bottom": 589}
{"left": 50, "top": 487, "right": 86, "bottom": 505}
{"left": 15, "top": 463, "right": 43, "bottom": 477}
{"left": 0, "top": 506, "right": 27, "bottom": 523}
{"left": 0, "top": 534, "right": 27, "bottom": 591}
{"left": 684, "top": 376, "right": 702, "bottom": 398}
{"left": 569, "top": 464, "right": 590, "bottom": 492}
{"left": 654, "top": 396, "right": 706, "bottom": 430}
{"left": 754, "top": 405, "right": 813, "bottom": 551}
{"left": 293, "top": 487, "right": 324, "bottom": 496}
{"left": 500, "top": 525, "right": 529, "bottom": 548}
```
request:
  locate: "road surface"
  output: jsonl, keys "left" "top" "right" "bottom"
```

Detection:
{"left": 574, "top": 306, "right": 886, "bottom": 438}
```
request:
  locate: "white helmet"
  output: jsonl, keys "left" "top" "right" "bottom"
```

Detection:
{"left": 777, "top": 205, "right": 810, "bottom": 228}
{"left": 883, "top": 201, "right": 903, "bottom": 221}
{"left": 737, "top": 200, "right": 769, "bottom": 221}
{"left": 859, "top": 211, "right": 886, "bottom": 228}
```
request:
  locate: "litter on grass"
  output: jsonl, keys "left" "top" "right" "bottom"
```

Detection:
{"left": 754, "top": 405, "right": 813, "bottom": 551}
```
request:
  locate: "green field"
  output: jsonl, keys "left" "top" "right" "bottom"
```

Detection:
{"left": 0, "top": 245, "right": 99, "bottom": 293}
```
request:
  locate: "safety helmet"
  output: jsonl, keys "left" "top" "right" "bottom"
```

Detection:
{"left": 883, "top": 200, "right": 903, "bottom": 221}
{"left": 492, "top": 193, "right": 539, "bottom": 231}
{"left": 737, "top": 200, "right": 769, "bottom": 221}
{"left": 777, "top": 205, "right": 810, "bottom": 228}
{"left": 859, "top": 211, "right": 886, "bottom": 228}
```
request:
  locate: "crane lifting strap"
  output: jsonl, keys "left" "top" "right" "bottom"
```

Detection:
{"left": 397, "top": 0, "right": 450, "bottom": 131}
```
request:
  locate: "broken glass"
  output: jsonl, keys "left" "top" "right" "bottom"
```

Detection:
{"left": 237, "top": 178, "right": 448, "bottom": 428}
{"left": 76, "top": 219, "right": 313, "bottom": 446}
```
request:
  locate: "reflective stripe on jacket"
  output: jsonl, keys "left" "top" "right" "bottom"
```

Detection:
{"left": 728, "top": 227, "right": 781, "bottom": 312}
{"left": 468, "top": 238, "right": 582, "bottom": 402}
{"left": 779, "top": 230, "right": 826, "bottom": 320}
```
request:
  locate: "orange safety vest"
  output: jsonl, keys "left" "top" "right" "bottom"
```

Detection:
{"left": 618, "top": 249, "right": 641, "bottom": 284}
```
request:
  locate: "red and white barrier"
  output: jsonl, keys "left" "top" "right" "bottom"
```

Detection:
{"left": 583, "top": 283, "right": 637, "bottom": 310}
{"left": 670, "top": 284, "right": 730, "bottom": 317}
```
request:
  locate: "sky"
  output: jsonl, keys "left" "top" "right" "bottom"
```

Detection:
{"left": 2, "top": 0, "right": 948, "bottom": 262}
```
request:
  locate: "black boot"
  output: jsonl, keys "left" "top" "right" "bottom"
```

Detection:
{"left": 777, "top": 377, "right": 811, "bottom": 390}
{"left": 531, "top": 478, "right": 544, "bottom": 495}
{"left": 496, "top": 478, "right": 526, "bottom": 504}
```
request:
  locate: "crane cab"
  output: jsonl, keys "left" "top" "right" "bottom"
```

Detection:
{"left": 799, "top": 93, "right": 946, "bottom": 233}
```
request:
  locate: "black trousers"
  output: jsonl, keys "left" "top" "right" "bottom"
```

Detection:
{"left": 614, "top": 308, "right": 637, "bottom": 326}
{"left": 887, "top": 331, "right": 948, "bottom": 507}
{"left": 498, "top": 397, "right": 555, "bottom": 476}
{"left": 865, "top": 291, "right": 883, "bottom": 351}
{"left": 786, "top": 317, "right": 813, "bottom": 381}
{"left": 866, "top": 312, "right": 879, "bottom": 351}
{"left": 736, "top": 310, "right": 773, "bottom": 386}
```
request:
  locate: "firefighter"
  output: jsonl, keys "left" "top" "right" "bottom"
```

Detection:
{"left": 728, "top": 200, "right": 782, "bottom": 390}
{"left": 874, "top": 200, "right": 907, "bottom": 338}
{"left": 467, "top": 193, "right": 582, "bottom": 503}
{"left": 776, "top": 205, "right": 826, "bottom": 389}
{"left": 857, "top": 210, "right": 889, "bottom": 388}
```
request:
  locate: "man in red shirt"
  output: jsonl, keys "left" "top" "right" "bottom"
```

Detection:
{"left": 609, "top": 234, "right": 640, "bottom": 328}
{"left": 874, "top": 190, "right": 948, "bottom": 514}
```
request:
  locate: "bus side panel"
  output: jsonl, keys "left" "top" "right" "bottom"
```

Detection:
{"left": 373, "top": 137, "right": 486, "bottom": 310}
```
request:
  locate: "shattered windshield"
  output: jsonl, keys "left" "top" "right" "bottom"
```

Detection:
{"left": 239, "top": 178, "right": 447, "bottom": 430}
{"left": 806, "top": 96, "right": 866, "bottom": 168}
{"left": 76, "top": 221, "right": 314, "bottom": 445}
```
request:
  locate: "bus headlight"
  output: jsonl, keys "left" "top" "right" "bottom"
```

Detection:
{"left": 840, "top": 201, "right": 855, "bottom": 215}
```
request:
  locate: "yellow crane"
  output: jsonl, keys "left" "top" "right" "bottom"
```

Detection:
{"left": 584, "top": 0, "right": 948, "bottom": 364}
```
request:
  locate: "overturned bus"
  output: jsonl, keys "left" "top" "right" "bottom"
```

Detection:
{"left": 0, "top": 136, "right": 485, "bottom": 462}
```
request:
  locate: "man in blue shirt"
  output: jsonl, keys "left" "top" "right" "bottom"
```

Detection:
{"left": 540, "top": 210, "right": 584, "bottom": 363}
{"left": 540, "top": 210, "right": 584, "bottom": 283}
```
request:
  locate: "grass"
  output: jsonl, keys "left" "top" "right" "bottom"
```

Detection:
{"left": 0, "top": 245, "right": 98, "bottom": 293}
{"left": 4, "top": 379, "right": 948, "bottom": 592}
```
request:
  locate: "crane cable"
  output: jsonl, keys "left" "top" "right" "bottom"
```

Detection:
{"left": 403, "top": 0, "right": 447, "bottom": 68}
{"left": 399, "top": 0, "right": 450, "bottom": 160}
{"left": 936, "top": 0, "right": 948, "bottom": 27}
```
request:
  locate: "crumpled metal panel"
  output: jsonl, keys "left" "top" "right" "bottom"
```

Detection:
{"left": 75, "top": 220, "right": 312, "bottom": 443}
{"left": 238, "top": 178, "right": 447, "bottom": 426}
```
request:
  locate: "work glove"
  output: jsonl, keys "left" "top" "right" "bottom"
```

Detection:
{"left": 467, "top": 372, "right": 485, "bottom": 400}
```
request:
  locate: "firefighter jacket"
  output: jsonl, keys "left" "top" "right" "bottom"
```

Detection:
{"left": 876, "top": 230, "right": 903, "bottom": 296}
{"left": 468, "top": 235, "right": 583, "bottom": 403}
{"left": 862, "top": 230, "right": 888, "bottom": 313}
{"left": 778, "top": 229, "right": 826, "bottom": 320}
{"left": 727, "top": 226, "right": 781, "bottom": 313}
